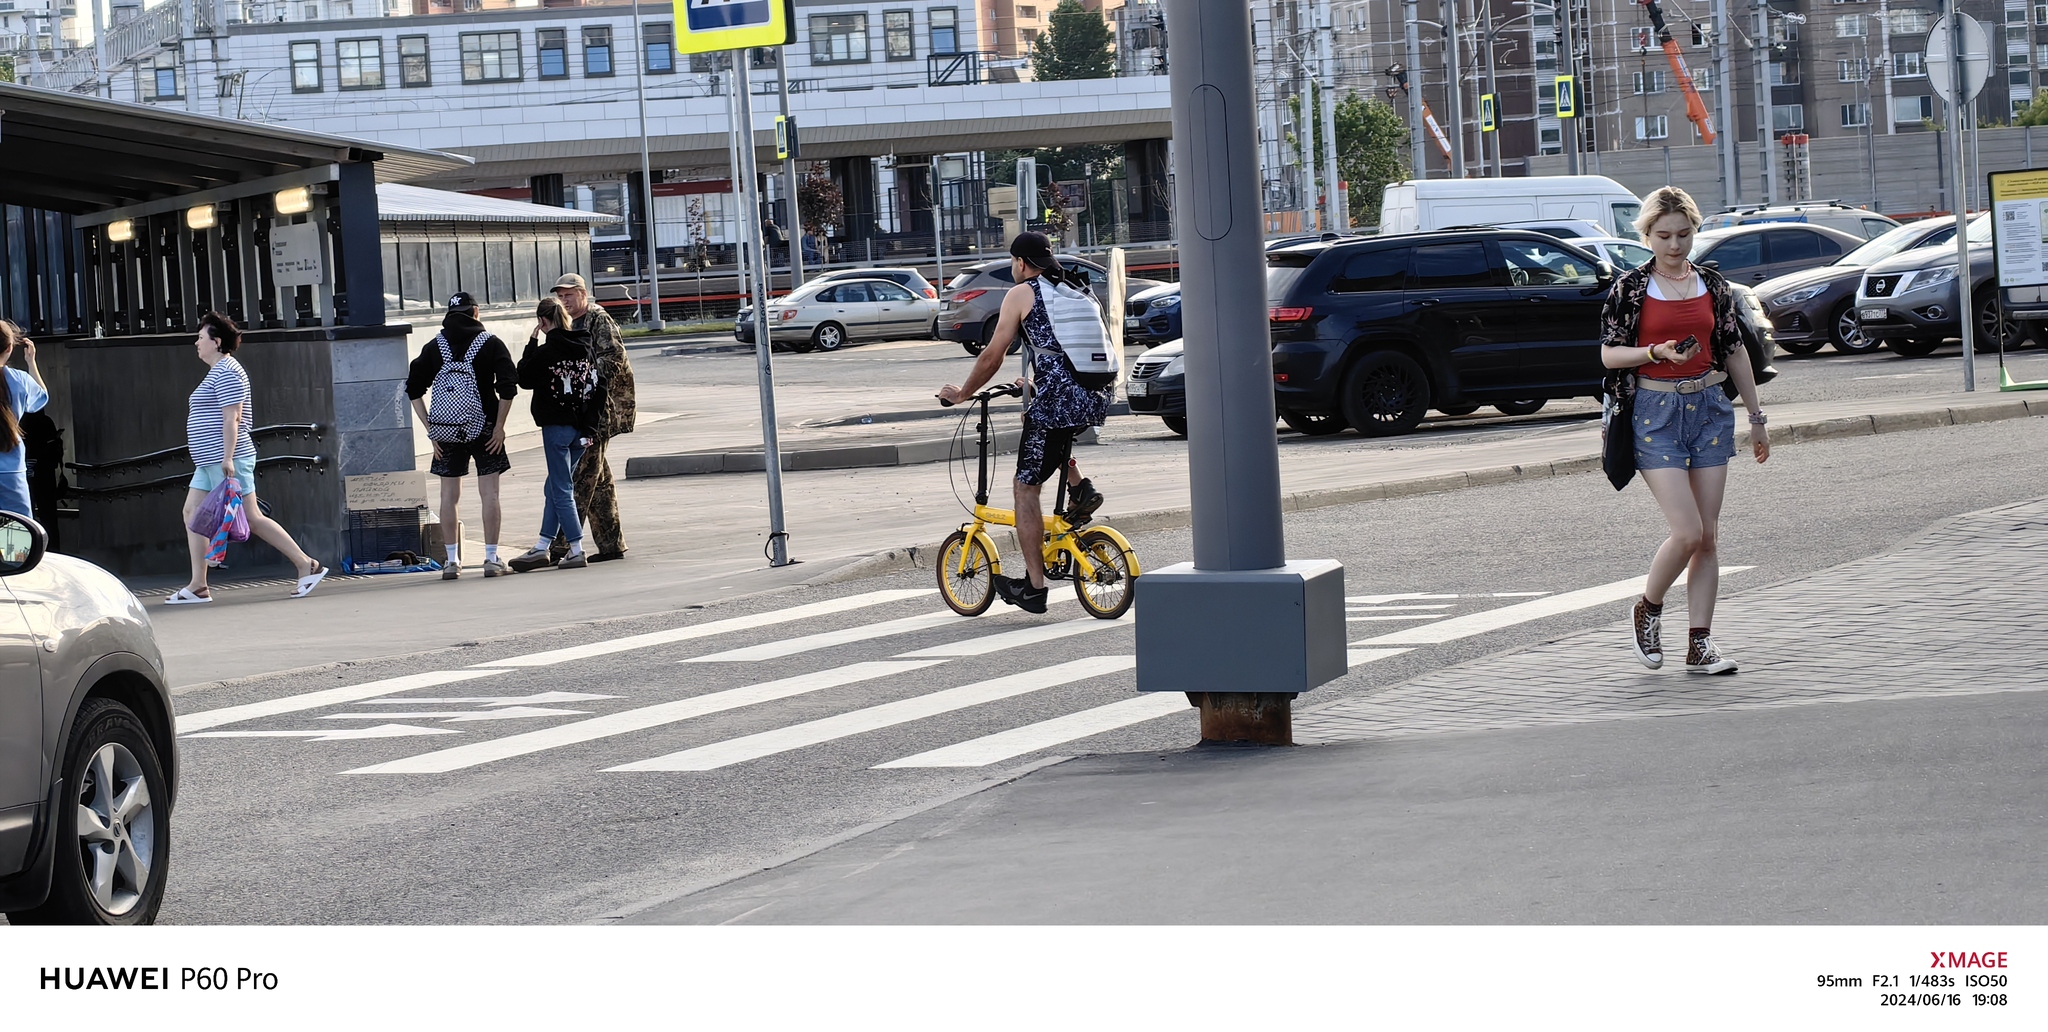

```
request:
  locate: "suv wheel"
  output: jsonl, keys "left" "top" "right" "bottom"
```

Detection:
{"left": 1975, "top": 288, "right": 2022, "bottom": 354}
{"left": 1340, "top": 351, "right": 1430, "bottom": 437}
{"left": 1161, "top": 415, "right": 1188, "bottom": 437}
{"left": 1279, "top": 409, "right": 1346, "bottom": 436}
{"left": 1887, "top": 338, "right": 1942, "bottom": 358}
{"left": 1825, "top": 300, "right": 1878, "bottom": 354}
{"left": 7, "top": 699, "right": 170, "bottom": 925}
{"left": 1493, "top": 399, "right": 1546, "bottom": 417}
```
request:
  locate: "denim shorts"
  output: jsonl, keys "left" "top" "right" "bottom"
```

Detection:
{"left": 1633, "top": 385, "right": 1737, "bottom": 471}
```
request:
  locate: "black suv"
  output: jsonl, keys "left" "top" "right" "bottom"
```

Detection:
{"left": 1266, "top": 230, "right": 1616, "bottom": 436}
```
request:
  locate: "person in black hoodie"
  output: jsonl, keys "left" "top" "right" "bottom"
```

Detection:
{"left": 407, "top": 292, "right": 519, "bottom": 578}
{"left": 509, "top": 296, "right": 604, "bottom": 572}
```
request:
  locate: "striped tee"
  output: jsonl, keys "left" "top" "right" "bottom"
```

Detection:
{"left": 187, "top": 356, "right": 258, "bottom": 466}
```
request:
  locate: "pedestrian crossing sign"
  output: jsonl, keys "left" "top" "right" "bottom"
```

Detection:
{"left": 1554, "top": 76, "right": 1578, "bottom": 118}
{"left": 1480, "top": 94, "right": 1497, "bottom": 132}
{"left": 673, "top": 0, "right": 795, "bottom": 54}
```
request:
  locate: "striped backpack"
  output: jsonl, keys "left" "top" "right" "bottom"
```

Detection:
{"left": 1029, "top": 277, "right": 1120, "bottom": 389}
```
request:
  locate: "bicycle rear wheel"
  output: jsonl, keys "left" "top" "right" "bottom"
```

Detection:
{"left": 1072, "top": 529, "right": 1136, "bottom": 619}
{"left": 937, "top": 530, "right": 997, "bottom": 616}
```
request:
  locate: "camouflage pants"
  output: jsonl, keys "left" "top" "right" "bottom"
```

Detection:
{"left": 550, "top": 437, "right": 625, "bottom": 556}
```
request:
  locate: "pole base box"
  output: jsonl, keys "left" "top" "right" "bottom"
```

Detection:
{"left": 1134, "top": 560, "right": 1346, "bottom": 695}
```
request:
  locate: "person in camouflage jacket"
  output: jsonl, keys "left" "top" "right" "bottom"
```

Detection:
{"left": 548, "top": 274, "right": 635, "bottom": 561}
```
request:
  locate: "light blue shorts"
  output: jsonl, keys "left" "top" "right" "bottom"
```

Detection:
{"left": 1633, "top": 387, "right": 1737, "bottom": 471}
{"left": 190, "top": 459, "right": 259, "bottom": 498}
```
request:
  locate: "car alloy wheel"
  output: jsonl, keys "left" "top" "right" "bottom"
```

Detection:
{"left": 812, "top": 322, "right": 845, "bottom": 352}
{"left": 7, "top": 699, "right": 170, "bottom": 925}
{"left": 1340, "top": 350, "right": 1430, "bottom": 437}
{"left": 1976, "top": 290, "right": 2021, "bottom": 354}
{"left": 1826, "top": 301, "right": 1876, "bottom": 354}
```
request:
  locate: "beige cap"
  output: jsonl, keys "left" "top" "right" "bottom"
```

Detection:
{"left": 551, "top": 273, "right": 589, "bottom": 293}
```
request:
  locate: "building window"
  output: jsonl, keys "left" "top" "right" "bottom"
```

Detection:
{"left": 1835, "top": 14, "right": 1864, "bottom": 36}
{"left": 291, "top": 40, "right": 321, "bottom": 91}
{"left": 460, "top": 31, "right": 522, "bottom": 82}
{"left": 337, "top": 38, "right": 383, "bottom": 89}
{"left": 885, "top": 9, "right": 914, "bottom": 60}
{"left": 1632, "top": 69, "right": 1666, "bottom": 94}
{"left": 152, "top": 53, "right": 179, "bottom": 99}
{"left": 303, "top": 2, "right": 318, "bottom": 19}
{"left": 2012, "top": 67, "right": 2034, "bottom": 86}
{"left": 399, "top": 34, "right": 430, "bottom": 86}
{"left": 930, "top": 6, "right": 957, "bottom": 54}
{"left": 1019, "top": 4, "right": 1037, "bottom": 17}
{"left": 584, "top": 26, "right": 613, "bottom": 76}
{"left": 1772, "top": 16, "right": 1799, "bottom": 42}
{"left": 1841, "top": 102, "right": 1870, "bottom": 126}
{"left": 1538, "top": 79, "right": 1556, "bottom": 116}
{"left": 1839, "top": 57, "right": 1868, "bottom": 81}
{"left": 1769, "top": 61, "right": 1800, "bottom": 85}
{"left": 811, "top": 13, "right": 870, "bottom": 63}
{"left": 2039, "top": 42, "right": 2048, "bottom": 67}
{"left": 1887, "top": 10, "right": 1928, "bottom": 34}
{"left": 1022, "top": 27, "right": 1040, "bottom": 45}
{"left": 1538, "top": 123, "right": 1562, "bottom": 154}
{"left": 644, "top": 21, "right": 674, "bottom": 73}
{"left": 2038, "top": 4, "right": 2048, "bottom": 27}
{"left": 538, "top": 28, "right": 567, "bottom": 78}
{"left": 1772, "top": 103, "right": 1805, "bottom": 130}
{"left": 1896, "top": 94, "right": 1934, "bottom": 122}
{"left": 1634, "top": 114, "right": 1668, "bottom": 139}
{"left": 1894, "top": 51, "right": 1924, "bottom": 77}
{"left": 1693, "top": 66, "right": 1714, "bottom": 90}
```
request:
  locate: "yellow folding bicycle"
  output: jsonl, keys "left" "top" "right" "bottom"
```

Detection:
{"left": 935, "top": 384, "right": 1139, "bottom": 619}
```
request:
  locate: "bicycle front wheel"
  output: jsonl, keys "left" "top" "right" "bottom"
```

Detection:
{"left": 937, "top": 529, "right": 997, "bottom": 616}
{"left": 1072, "top": 529, "right": 1136, "bottom": 620}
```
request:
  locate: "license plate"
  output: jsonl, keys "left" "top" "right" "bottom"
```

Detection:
{"left": 1124, "top": 317, "right": 1143, "bottom": 329}
{"left": 1126, "top": 380, "right": 1150, "bottom": 397}
{"left": 1859, "top": 306, "right": 1888, "bottom": 321}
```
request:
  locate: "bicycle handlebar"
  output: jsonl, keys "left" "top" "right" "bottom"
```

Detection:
{"left": 936, "top": 383, "right": 1024, "bottom": 407}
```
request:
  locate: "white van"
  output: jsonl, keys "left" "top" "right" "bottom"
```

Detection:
{"left": 1378, "top": 175, "right": 1644, "bottom": 239}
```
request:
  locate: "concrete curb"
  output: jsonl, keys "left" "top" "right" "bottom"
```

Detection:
{"left": 626, "top": 427, "right": 1028, "bottom": 477}
{"left": 797, "top": 394, "right": 2048, "bottom": 588}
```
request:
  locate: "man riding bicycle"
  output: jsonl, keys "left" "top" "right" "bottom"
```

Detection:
{"left": 938, "top": 232, "right": 1111, "bottom": 614}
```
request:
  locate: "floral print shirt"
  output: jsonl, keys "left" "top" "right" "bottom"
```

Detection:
{"left": 1598, "top": 262, "right": 1743, "bottom": 407}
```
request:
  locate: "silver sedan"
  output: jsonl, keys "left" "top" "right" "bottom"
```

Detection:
{"left": 765, "top": 277, "right": 941, "bottom": 353}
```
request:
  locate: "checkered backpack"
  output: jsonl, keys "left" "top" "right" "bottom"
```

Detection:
{"left": 424, "top": 330, "right": 492, "bottom": 443}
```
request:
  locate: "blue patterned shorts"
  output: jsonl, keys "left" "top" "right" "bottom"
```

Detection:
{"left": 1633, "top": 386, "right": 1737, "bottom": 471}
{"left": 1016, "top": 415, "right": 1080, "bottom": 486}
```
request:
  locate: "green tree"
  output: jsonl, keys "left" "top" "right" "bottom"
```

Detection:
{"left": 2018, "top": 96, "right": 2048, "bottom": 127}
{"left": 0, "top": 56, "right": 14, "bottom": 84}
{"left": 1333, "top": 93, "right": 1411, "bottom": 228}
{"left": 1031, "top": 0, "right": 1115, "bottom": 81}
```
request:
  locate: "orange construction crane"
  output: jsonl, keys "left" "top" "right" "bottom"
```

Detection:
{"left": 1384, "top": 64, "right": 1456, "bottom": 163}
{"left": 1635, "top": 0, "right": 1716, "bottom": 145}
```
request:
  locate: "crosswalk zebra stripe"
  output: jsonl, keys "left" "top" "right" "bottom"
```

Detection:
{"left": 876, "top": 646, "right": 1412, "bottom": 769}
{"left": 178, "top": 670, "right": 509, "bottom": 733}
{"left": 894, "top": 613, "right": 1128, "bottom": 658}
{"left": 684, "top": 611, "right": 972, "bottom": 663}
{"left": 471, "top": 588, "right": 934, "bottom": 668}
{"left": 342, "top": 660, "right": 941, "bottom": 775}
{"left": 1354, "top": 569, "right": 1750, "bottom": 646}
{"left": 604, "top": 655, "right": 1138, "bottom": 773}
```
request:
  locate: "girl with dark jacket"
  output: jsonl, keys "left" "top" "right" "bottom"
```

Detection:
{"left": 508, "top": 297, "right": 603, "bottom": 572}
{"left": 1599, "top": 186, "right": 1770, "bottom": 675}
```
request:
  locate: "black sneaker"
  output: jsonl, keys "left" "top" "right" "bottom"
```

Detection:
{"left": 992, "top": 575, "right": 1051, "bottom": 614}
{"left": 1066, "top": 479, "right": 1105, "bottom": 525}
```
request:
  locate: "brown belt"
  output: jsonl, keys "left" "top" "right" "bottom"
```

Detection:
{"left": 1635, "top": 370, "right": 1727, "bottom": 395}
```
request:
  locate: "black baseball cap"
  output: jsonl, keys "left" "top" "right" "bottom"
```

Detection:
{"left": 446, "top": 291, "right": 478, "bottom": 311}
{"left": 1008, "top": 231, "right": 1058, "bottom": 273}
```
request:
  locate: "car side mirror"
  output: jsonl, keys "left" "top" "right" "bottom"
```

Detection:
{"left": 0, "top": 512, "right": 47, "bottom": 577}
{"left": 1701, "top": 260, "right": 1721, "bottom": 270}
{"left": 1595, "top": 260, "right": 1615, "bottom": 283}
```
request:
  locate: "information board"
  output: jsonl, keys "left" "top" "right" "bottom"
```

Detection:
{"left": 1989, "top": 168, "right": 2048, "bottom": 290}
{"left": 270, "top": 223, "right": 325, "bottom": 287}
{"left": 671, "top": 0, "right": 795, "bottom": 54}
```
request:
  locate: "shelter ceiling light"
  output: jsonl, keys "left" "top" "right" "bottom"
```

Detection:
{"left": 186, "top": 204, "right": 216, "bottom": 231}
{"left": 273, "top": 186, "right": 312, "bottom": 215}
{"left": 106, "top": 220, "right": 134, "bottom": 243}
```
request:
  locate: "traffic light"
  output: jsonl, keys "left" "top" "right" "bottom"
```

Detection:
{"left": 774, "top": 116, "right": 799, "bottom": 160}
{"left": 1480, "top": 94, "right": 1497, "bottom": 132}
{"left": 1555, "top": 75, "right": 1578, "bottom": 118}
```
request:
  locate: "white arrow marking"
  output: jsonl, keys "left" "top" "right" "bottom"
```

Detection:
{"left": 183, "top": 724, "right": 461, "bottom": 742}
{"left": 319, "top": 707, "right": 592, "bottom": 722}
{"left": 353, "top": 692, "right": 623, "bottom": 707}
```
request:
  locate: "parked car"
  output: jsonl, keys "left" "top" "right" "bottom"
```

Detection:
{"left": 735, "top": 266, "right": 937, "bottom": 344}
{"left": 1265, "top": 232, "right": 1364, "bottom": 251}
{"left": 760, "top": 276, "right": 941, "bottom": 352}
{"left": 1754, "top": 215, "right": 1978, "bottom": 355}
{"left": 937, "top": 255, "right": 1169, "bottom": 354}
{"left": 1380, "top": 174, "right": 1643, "bottom": 238}
{"left": 1124, "top": 282, "right": 1182, "bottom": 345}
{"left": 1853, "top": 214, "right": 2028, "bottom": 357}
{"left": 1493, "top": 218, "right": 1613, "bottom": 241}
{"left": 1127, "top": 237, "right": 1774, "bottom": 438}
{"left": 1571, "top": 235, "right": 1655, "bottom": 272}
{"left": 1699, "top": 201, "right": 1900, "bottom": 240}
{"left": 1690, "top": 222, "right": 1863, "bottom": 287}
{"left": 0, "top": 513, "right": 176, "bottom": 925}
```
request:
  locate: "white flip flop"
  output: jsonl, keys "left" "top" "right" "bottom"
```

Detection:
{"left": 164, "top": 588, "right": 212, "bottom": 605}
{"left": 293, "top": 561, "right": 328, "bottom": 598}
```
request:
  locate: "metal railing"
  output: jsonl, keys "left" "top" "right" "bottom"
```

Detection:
{"left": 65, "top": 423, "right": 327, "bottom": 498}
{"left": 65, "top": 454, "right": 328, "bottom": 498}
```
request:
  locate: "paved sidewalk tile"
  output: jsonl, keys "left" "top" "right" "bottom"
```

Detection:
{"left": 1296, "top": 499, "right": 2048, "bottom": 743}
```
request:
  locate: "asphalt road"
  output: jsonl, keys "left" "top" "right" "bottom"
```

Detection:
{"left": 135, "top": 414, "right": 2048, "bottom": 924}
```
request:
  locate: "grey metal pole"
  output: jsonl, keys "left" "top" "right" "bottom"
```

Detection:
{"left": 1563, "top": 0, "right": 1579, "bottom": 175}
{"left": 1949, "top": 9, "right": 1976, "bottom": 391}
{"left": 1483, "top": 0, "right": 1500, "bottom": 177}
{"left": 933, "top": 170, "right": 946, "bottom": 283}
{"left": 1405, "top": 0, "right": 1426, "bottom": 174}
{"left": 1754, "top": 0, "right": 1776, "bottom": 204}
{"left": 1715, "top": 0, "right": 1739, "bottom": 204}
{"left": 1318, "top": 0, "right": 1343, "bottom": 223}
{"left": 631, "top": 1, "right": 666, "bottom": 331}
{"left": 736, "top": 52, "right": 793, "bottom": 563}
{"left": 1443, "top": 0, "right": 1465, "bottom": 178}
{"left": 777, "top": 54, "right": 805, "bottom": 289}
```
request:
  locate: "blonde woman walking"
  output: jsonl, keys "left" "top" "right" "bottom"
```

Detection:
{"left": 1599, "top": 186, "right": 1769, "bottom": 674}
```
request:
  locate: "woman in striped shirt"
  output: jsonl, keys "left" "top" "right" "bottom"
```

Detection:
{"left": 165, "top": 312, "right": 327, "bottom": 604}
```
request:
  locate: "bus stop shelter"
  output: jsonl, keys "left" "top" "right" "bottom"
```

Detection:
{"left": 0, "top": 82, "right": 472, "bottom": 577}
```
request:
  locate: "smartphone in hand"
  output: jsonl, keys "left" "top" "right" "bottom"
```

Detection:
{"left": 1675, "top": 334, "right": 1700, "bottom": 354}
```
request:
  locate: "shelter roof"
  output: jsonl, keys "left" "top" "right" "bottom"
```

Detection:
{"left": 0, "top": 82, "right": 472, "bottom": 214}
{"left": 376, "top": 183, "right": 618, "bottom": 224}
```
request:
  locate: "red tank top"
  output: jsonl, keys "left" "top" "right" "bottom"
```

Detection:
{"left": 1636, "top": 292, "right": 1714, "bottom": 380}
